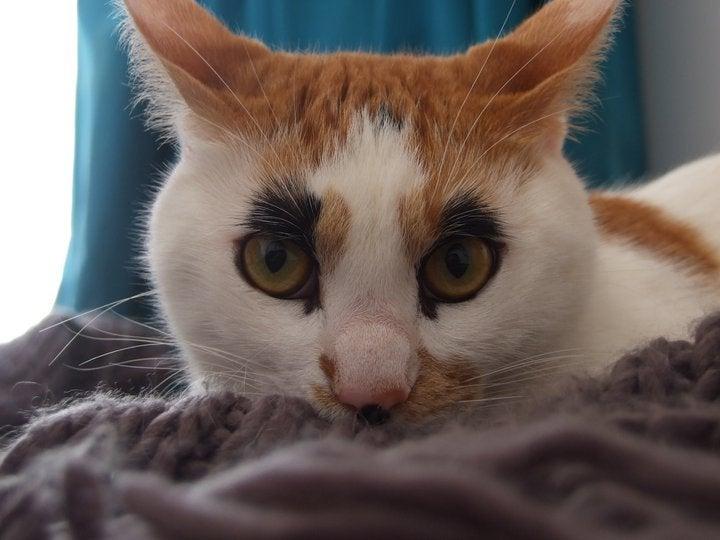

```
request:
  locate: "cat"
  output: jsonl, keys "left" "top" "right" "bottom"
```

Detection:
{"left": 120, "top": 0, "right": 720, "bottom": 424}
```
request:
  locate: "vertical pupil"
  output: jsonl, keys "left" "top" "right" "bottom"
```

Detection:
{"left": 264, "top": 241, "right": 287, "bottom": 273}
{"left": 445, "top": 243, "right": 469, "bottom": 279}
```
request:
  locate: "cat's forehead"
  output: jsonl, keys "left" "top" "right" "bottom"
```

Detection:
{"left": 217, "top": 50, "right": 545, "bottom": 183}
{"left": 245, "top": 115, "right": 510, "bottom": 278}
{"left": 239, "top": 52, "right": 536, "bottom": 268}
{"left": 308, "top": 114, "right": 426, "bottom": 273}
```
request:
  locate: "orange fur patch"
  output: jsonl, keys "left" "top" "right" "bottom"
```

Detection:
{"left": 590, "top": 194, "right": 720, "bottom": 277}
{"left": 318, "top": 353, "right": 336, "bottom": 383}
{"left": 402, "top": 349, "right": 478, "bottom": 421}
{"left": 397, "top": 191, "right": 440, "bottom": 264}
{"left": 315, "top": 190, "right": 351, "bottom": 273}
{"left": 311, "top": 384, "right": 348, "bottom": 416}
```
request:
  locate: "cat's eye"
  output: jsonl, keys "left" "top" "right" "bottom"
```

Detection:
{"left": 238, "top": 235, "right": 314, "bottom": 298}
{"left": 421, "top": 238, "right": 495, "bottom": 302}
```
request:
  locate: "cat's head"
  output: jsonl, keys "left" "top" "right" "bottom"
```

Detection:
{"left": 123, "top": 0, "right": 618, "bottom": 423}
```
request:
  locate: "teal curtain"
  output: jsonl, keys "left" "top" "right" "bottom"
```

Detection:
{"left": 58, "top": 0, "right": 645, "bottom": 317}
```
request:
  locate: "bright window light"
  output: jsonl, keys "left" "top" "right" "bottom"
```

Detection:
{"left": 0, "top": 4, "right": 76, "bottom": 343}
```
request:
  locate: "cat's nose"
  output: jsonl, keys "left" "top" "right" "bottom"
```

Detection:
{"left": 327, "top": 322, "right": 417, "bottom": 421}
{"left": 336, "top": 385, "right": 410, "bottom": 412}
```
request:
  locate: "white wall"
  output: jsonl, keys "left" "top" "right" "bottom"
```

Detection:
{"left": 0, "top": 4, "right": 76, "bottom": 343}
{"left": 637, "top": 0, "right": 720, "bottom": 176}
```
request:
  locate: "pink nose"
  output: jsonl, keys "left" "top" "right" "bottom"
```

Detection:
{"left": 336, "top": 385, "right": 410, "bottom": 411}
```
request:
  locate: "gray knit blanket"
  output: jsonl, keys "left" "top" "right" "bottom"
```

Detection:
{"left": 1, "top": 313, "right": 720, "bottom": 539}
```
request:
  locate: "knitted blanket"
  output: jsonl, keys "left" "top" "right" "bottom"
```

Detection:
{"left": 1, "top": 313, "right": 720, "bottom": 539}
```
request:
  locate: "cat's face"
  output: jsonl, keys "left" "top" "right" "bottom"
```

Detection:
{"left": 125, "top": 0, "right": 617, "bottom": 422}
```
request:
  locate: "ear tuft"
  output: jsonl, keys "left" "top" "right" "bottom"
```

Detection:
{"left": 465, "top": 0, "right": 622, "bottom": 153}
{"left": 509, "top": 0, "right": 621, "bottom": 92}
{"left": 115, "top": 0, "right": 270, "bottom": 138}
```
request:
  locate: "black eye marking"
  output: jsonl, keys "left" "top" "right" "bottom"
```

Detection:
{"left": 244, "top": 183, "right": 322, "bottom": 255}
{"left": 418, "top": 194, "right": 505, "bottom": 320}
{"left": 419, "top": 288, "right": 439, "bottom": 320}
{"left": 438, "top": 196, "right": 505, "bottom": 243}
{"left": 240, "top": 182, "right": 322, "bottom": 314}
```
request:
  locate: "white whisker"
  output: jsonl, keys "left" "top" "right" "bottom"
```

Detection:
{"left": 46, "top": 292, "right": 156, "bottom": 365}
{"left": 77, "top": 343, "right": 171, "bottom": 367}
{"left": 458, "top": 394, "right": 525, "bottom": 404}
{"left": 462, "top": 347, "right": 588, "bottom": 384}
{"left": 160, "top": 22, "right": 290, "bottom": 174}
{"left": 114, "top": 312, "right": 276, "bottom": 375}
{"left": 40, "top": 291, "right": 154, "bottom": 332}
{"left": 453, "top": 106, "right": 573, "bottom": 187}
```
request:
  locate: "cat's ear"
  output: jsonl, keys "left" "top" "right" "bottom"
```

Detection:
{"left": 466, "top": 0, "right": 621, "bottom": 154}
{"left": 120, "top": 0, "right": 272, "bottom": 136}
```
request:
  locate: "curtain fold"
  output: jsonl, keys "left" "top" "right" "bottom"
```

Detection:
{"left": 58, "top": 0, "right": 646, "bottom": 317}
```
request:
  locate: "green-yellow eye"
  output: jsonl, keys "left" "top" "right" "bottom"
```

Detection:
{"left": 421, "top": 238, "right": 494, "bottom": 302}
{"left": 239, "top": 236, "right": 313, "bottom": 298}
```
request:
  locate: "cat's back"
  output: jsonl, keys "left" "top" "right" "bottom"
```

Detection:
{"left": 626, "top": 153, "right": 720, "bottom": 254}
{"left": 574, "top": 154, "right": 720, "bottom": 361}
{"left": 589, "top": 153, "right": 720, "bottom": 276}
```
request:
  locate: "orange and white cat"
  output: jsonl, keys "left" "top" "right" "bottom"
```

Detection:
{"left": 121, "top": 0, "right": 720, "bottom": 424}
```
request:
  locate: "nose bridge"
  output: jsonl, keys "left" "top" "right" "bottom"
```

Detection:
{"left": 331, "top": 321, "right": 417, "bottom": 410}
{"left": 335, "top": 322, "right": 410, "bottom": 375}
{"left": 324, "top": 291, "right": 417, "bottom": 350}
{"left": 321, "top": 210, "right": 418, "bottom": 330}
{"left": 320, "top": 200, "right": 420, "bottom": 408}
{"left": 347, "top": 206, "right": 406, "bottom": 290}
{"left": 311, "top": 116, "right": 424, "bottom": 307}
{"left": 308, "top": 119, "right": 425, "bottom": 411}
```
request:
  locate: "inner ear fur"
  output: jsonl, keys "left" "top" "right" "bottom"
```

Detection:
{"left": 124, "top": 0, "right": 270, "bottom": 87}
{"left": 464, "top": 0, "right": 621, "bottom": 150}
{"left": 121, "top": 0, "right": 277, "bottom": 133}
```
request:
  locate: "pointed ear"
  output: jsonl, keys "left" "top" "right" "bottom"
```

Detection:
{"left": 466, "top": 0, "right": 621, "bottom": 153}
{"left": 119, "top": 0, "right": 271, "bottom": 135}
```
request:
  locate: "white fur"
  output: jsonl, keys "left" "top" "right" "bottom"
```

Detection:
{"left": 148, "top": 138, "right": 321, "bottom": 397}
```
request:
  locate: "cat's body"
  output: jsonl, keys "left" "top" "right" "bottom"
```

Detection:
{"left": 568, "top": 154, "right": 720, "bottom": 371}
{"left": 122, "top": 0, "right": 720, "bottom": 423}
